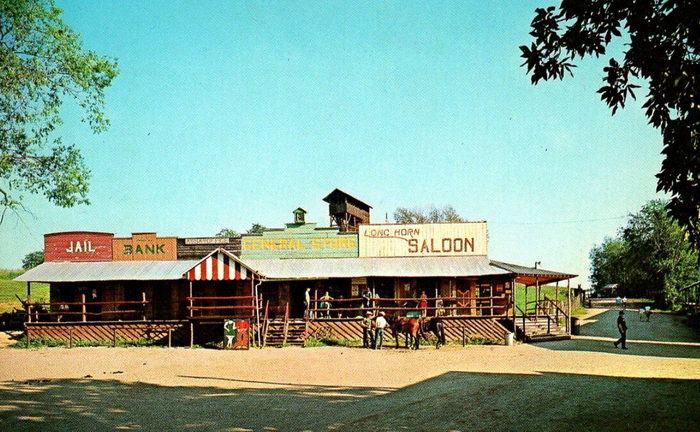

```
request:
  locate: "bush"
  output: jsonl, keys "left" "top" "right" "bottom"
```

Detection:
{"left": 12, "top": 336, "right": 159, "bottom": 349}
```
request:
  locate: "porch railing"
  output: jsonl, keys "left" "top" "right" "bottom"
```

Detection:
{"left": 308, "top": 295, "right": 510, "bottom": 318}
{"left": 22, "top": 293, "right": 149, "bottom": 323}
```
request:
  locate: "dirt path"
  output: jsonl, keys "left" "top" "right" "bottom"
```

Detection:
{"left": 1, "top": 342, "right": 698, "bottom": 431}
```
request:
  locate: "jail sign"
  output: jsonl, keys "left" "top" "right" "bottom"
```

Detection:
{"left": 358, "top": 222, "right": 488, "bottom": 257}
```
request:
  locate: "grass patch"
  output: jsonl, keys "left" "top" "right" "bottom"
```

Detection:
{"left": 514, "top": 283, "right": 569, "bottom": 312}
{"left": 0, "top": 271, "right": 50, "bottom": 313}
{"left": 12, "top": 336, "right": 159, "bottom": 349}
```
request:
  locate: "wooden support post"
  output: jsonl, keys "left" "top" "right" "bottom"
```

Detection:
{"left": 81, "top": 294, "right": 87, "bottom": 322}
{"left": 27, "top": 281, "right": 31, "bottom": 298}
{"left": 567, "top": 279, "right": 572, "bottom": 334}
{"left": 142, "top": 292, "right": 147, "bottom": 321}
{"left": 535, "top": 277, "right": 540, "bottom": 316}
{"left": 524, "top": 285, "right": 528, "bottom": 315}
{"left": 26, "top": 326, "right": 30, "bottom": 349}
{"left": 113, "top": 328, "right": 117, "bottom": 347}
{"left": 69, "top": 328, "right": 74, "bottom": 349}
{"left": 168, "top": 329, "right": 172, "bottom": 348}
{"left": 189, "top": 281, "right": 194, "bottom": 348}
{"left": 27, "top": 304, "right": 32, "bottom": 323}
{"left": 462, "top": 327, "right": 466, "bottom": 347}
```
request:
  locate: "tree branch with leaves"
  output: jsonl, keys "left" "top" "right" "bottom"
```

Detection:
{"left": 0, "top": 0, "right": 118, "bottom": 222}
{"left": 521, "top": 0, "right": 699, "bottom": 248}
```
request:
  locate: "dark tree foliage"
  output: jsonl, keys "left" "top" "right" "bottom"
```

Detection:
{"left": 21, "top": 250, "right": 44, "bottom": 270}
{"left": 521, "top": 0, "right": 700, "bottom": 248}
{"left": 215, "top": 228, "right": 238, "bottom": 238}
{"left": 247, "top": 223, "right": 267, "bottom": 234}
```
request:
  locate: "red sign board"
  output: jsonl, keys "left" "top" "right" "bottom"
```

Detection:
{"left": 44, "top": 231, "right": 114, "bottom": 262}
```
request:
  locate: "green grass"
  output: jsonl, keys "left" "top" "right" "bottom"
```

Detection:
{"left": 0, "top": 269, "right": 50, "bottom": 313}
{"left": 12, "top": 336, "right": 160, "bottom": 349}
{"left": 514, "top": 283, "right": 569, "bottom": 312}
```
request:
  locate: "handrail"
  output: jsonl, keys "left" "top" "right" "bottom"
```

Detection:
{"left": 282, "top": 302, "right": 290, "bottom": 346}
{"left": 514, "top": 305, "right": 527, "bottom": 339}
{"left": 262, "top": 300, "right": 270, "bottom": 347}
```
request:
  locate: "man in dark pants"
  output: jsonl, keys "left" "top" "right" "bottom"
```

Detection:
{"left": 361, "top": 311, "right": 374, "bottom": 348}
{"left": 614, "top": 310, "right": 628, "bottom": 349}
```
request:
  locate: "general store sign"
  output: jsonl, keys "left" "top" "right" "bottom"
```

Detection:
{"left": 358, "top": 222, "right": 488, "bottom": 257}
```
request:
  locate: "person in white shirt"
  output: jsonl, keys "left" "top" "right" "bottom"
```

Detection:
{"left": 374, "top": 311, "right": 388, "bottom": 349}
{"left": 304, "top": 288, "right": 311, "bottom": 318}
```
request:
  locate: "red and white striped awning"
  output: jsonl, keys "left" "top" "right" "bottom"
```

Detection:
{"left": 184, "top": 248, "right": 255, "bottom": 281}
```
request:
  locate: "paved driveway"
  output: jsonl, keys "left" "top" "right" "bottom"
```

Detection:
{"left": 579, "top": 308, "right": 700, "bottom": 343}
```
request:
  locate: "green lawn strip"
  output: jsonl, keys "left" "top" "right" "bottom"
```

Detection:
{"left": 0, "top": 279, "right": 50, "bottom": 313}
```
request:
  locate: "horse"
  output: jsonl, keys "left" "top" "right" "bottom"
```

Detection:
{"left": 387, "top": 315, "right": 422, "bottom": 350}
{"left": 422, "top": 317, "right": 446, "bottom": 348}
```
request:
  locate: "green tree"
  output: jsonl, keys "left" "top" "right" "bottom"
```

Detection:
{"left": 589, "top": 236, "right": 628, "bottom": 294}
{"left": 589, "top": 200, "right": 698, "bottom": 307}
{"left": 21, "top": 250, "right": 44, "bottom": 270}
{"left": 394, "top": 205, "right": 465, "bottom": 224}
{"left": 215, "top": 228, "right": 238, "bottom": 238}
{"left": 0, "top": 0, "right": 118, "bottom": 223}
{"left": 520, "top": 1, "right": 700, "bottom": 248}
{"left": 247, "top": 223, "right": 266, "bottom": 234}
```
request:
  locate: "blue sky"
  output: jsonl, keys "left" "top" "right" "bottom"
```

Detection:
{"left": 1, "top": 1, "right": 664, "bottom": 286}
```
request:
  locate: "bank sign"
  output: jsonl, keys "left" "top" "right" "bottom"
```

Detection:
{"left": 358, "top": 222, "right": 488, "bottom": 257}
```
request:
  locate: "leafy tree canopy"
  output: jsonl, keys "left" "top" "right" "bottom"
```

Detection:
{"left": 215, "top": 228, "right": 238, "bottom": 238}
{"left": 247, "top": 223, "right": 266, "bottom": 234}
{"left": 521, "top": 0, "right": 700, "bottom": 248}
{"left": 394, "top": 205, "right": 464, "bottom": 224}
{"left": 0, "top": 0, "right": 118, "bottom": 223}
{"left": 589, "top": 200, "right": 698, "bottom": 308}
{"left": 21, "top": 250, "right": 44, "bottom": 270}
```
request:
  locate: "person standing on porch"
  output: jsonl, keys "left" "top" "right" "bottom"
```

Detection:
{"left": 374, "top": 311, "right": 387, "bottom": 349}
{"left": 320, "top": 291, "right": 333, "bottom": 318}
{"left": 614, "top": 310, "right": 628, "bottom": 349}
{"left": 418, "top": 291, "right": 428, "bottom": 317}
{"left": 304, "top": 288, "right": 311, "bottom": 318}
{"left": 361, "top": 311, "right": 374, "bottom": 348}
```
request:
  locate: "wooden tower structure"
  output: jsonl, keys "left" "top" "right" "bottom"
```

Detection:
{"left": 322, "top": 189, "right": 371, "bottom": 232}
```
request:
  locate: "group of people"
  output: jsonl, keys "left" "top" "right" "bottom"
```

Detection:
{"left": 360, "top": 310, "right": 388, "bottom": 349}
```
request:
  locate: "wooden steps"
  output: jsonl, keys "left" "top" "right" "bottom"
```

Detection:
{"left": 264, "top": 319, "right": 306, "bottom": 346}
{"left": 515, "top": 316, "right": 569, "bottom": 343}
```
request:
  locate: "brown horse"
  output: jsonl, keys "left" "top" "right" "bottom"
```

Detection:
{"left": 388, "top": 315, "right": 422, "bottom": 349}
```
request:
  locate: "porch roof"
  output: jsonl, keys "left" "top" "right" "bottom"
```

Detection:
{"left": 489, "top": 260, "right": 577, "bottom": 285}
{"left": 15, "top": 260, "right": 200, "bottom": 283}
{"left": 245, "top": 255, "right": 511, "bottom": 280}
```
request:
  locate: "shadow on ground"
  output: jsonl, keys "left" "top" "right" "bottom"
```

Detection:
{"left": 538, "top": 338, "right": 700, "bottom": 359}
{"left": 1, "top": 371, "right": 698, "bottom": 431}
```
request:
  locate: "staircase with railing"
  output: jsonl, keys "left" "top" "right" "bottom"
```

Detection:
{"left": 515, "top": 297, "right": 570, "bottom": 343}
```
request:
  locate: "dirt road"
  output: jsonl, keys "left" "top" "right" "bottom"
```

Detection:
{"left": 1, "top": 340, "right": 699, "bottom": 431}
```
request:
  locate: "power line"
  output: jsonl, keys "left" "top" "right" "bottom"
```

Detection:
{"left": 490, "top": 216, "right": 627, "bottom": 225}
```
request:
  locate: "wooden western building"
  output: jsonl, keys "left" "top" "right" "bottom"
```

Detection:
{"left": 16, "top": 190, "right": 577, "bottom": 346}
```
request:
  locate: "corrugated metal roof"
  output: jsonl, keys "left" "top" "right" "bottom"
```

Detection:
{"left": 490, "top": 260, "right": 577, "bottom": 282}
{"left": 245, "top": 255, "right": 510, "bottom": 280}
{"left": 15, "top": 260, "right": 199, "bottom": 283}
